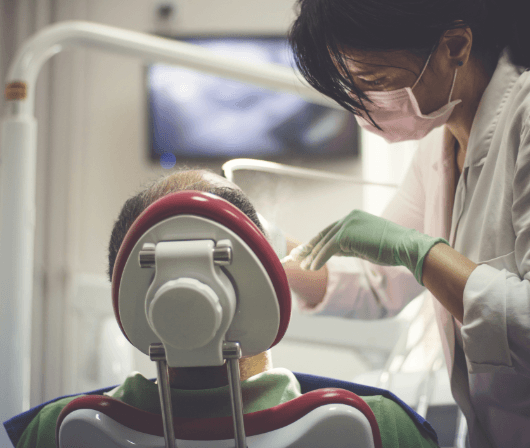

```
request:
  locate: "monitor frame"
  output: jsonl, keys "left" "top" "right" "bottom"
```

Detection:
{"left": 145, "top": 33, "right": 360, "bottom": 164}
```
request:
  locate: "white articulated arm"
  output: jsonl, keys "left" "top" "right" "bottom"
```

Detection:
{"left": 5, "top": 21, "right": 340, "bottom": 116}
{"left": 223, "top": 158, "right": 399, "bottom": 188}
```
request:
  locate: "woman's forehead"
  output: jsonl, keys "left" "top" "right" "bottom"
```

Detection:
{"left": 340, "top": 48, "right": 419, "bottom": 74}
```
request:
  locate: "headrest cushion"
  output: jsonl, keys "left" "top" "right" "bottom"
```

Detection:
{"left": 112, "top": 190, "right": 291, "bottom": 348}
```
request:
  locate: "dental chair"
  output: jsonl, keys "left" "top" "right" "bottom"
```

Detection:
{"left": 55, "top": 191, "right": 383, "bottom": 448}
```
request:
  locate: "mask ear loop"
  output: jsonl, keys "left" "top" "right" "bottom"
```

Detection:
{"left": 411, "top": 52, "right": 434, "bottom": 90}
{"left": 447, "top": 67, "right": 459, "bottom": 102}
{"left": 411, "top": 50, "right": 460, "bottom": 104}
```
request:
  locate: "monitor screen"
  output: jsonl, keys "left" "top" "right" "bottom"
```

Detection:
{"left": 147, "top": 36, "right": 359, "bottom": 161}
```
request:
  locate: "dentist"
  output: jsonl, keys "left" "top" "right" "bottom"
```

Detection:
{"left": 283, "top": 0, "right": 530, "bottom": 447}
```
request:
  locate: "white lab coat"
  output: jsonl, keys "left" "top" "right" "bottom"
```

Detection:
{"left": 298, "top": 48, "right": 530, "bottom": 447}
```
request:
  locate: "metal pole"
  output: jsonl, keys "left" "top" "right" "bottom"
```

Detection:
{"left": 0, "top": 116, "right": 38, "bottom": 421}
{"left": 455, "top": 409, "right": 468, "bottom": 448}
{"left": 415, "top": 352, "right": 444, "bottom": 419}
{"left": 223, "top": 342, "right": 247, "bottom": 448}
{"left": 150, "top": 343, "right": 177, "bottom": 448}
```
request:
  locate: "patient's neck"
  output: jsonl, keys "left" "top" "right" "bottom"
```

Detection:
{"left": 166, "top": 350, "right": 272, "bottom": 390}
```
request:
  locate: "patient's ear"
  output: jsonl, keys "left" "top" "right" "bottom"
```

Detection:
{"left": 239, "top": 351, "right": 273, "bottom": 382}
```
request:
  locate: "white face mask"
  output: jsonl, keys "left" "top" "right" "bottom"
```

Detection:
{"left": 354, "top": 51, "right": 462, "bottom": 143}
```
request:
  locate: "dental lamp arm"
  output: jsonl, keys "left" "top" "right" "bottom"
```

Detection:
{"left": 5, "top": 21, "right": 341, "bottom": 117}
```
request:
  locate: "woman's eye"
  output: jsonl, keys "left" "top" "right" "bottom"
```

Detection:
{"left": 362, "top": 79, "right": 383, "bottom": 86}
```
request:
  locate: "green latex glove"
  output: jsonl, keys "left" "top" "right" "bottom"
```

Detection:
{"left": 290, "top": 210, "right": 448, "bottom": 285}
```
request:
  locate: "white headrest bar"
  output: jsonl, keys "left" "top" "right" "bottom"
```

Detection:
{"left": 146, "top": 239, "right": 236, "bottom": 366}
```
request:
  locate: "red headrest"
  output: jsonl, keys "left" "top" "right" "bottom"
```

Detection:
{"left": 111, "top": 190, "right": 291, "bottom": 348}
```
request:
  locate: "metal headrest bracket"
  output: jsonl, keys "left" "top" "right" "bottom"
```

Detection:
{"left": 143, "top": 236, "right": 248, "bottom": 447}
{"left": 149, "top": 341, "right": 247, "bottom": 448}
{"left": 223, "top": 341, "right": 247, "bottom": 448}
{"left": 149, "top": 343, "right": 177, "bottom": 448}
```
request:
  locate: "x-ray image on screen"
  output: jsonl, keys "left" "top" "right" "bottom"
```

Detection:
{"left": 147, "top": 36, "right": 359, "bottom": 160}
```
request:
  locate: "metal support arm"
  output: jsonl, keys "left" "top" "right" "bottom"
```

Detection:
{"left": 150, "top": 343, "right": 177, "bottom": 448}
{"left": 223, "top": 342, "right": 247, "bottom": 448}
{"left": 149, "top": 341, "right": 247, "bottom": 448}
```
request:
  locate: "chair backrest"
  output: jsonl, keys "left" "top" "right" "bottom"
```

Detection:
{"left": 56, "top": 388, "right": 382, "bottom": 448}
{"left": 57, "top": 190, "right": 382, "bottom": 448}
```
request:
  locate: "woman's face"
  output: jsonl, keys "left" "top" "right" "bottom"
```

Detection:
{"left": 341, "top": 46, "right": 459, "bottom": 116}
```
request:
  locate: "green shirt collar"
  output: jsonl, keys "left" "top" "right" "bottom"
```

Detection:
{"left": 105, "top": 367, "right": 302, "bottom": 419}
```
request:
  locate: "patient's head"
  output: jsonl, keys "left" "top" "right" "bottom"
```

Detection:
{"left": 108, "top": 168, "right": 272, "bottom": 389}
{"left": 108, "top": 169, "right": 265, "bottom": 282}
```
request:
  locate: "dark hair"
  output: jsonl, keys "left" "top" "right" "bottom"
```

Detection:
{"left": 288, "top": 0, "right": 529, "bottom": 128}
{"left": 107, "top": 169, "right": 265, "bottom": 282}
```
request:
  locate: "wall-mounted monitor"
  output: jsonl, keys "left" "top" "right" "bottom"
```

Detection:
{"left": 147, "top": 36, "right": 359, "bottom": 161}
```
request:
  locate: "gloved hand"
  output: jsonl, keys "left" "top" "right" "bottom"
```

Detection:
{"left": 289, "top": 210, "right": 448, "bottom": 285}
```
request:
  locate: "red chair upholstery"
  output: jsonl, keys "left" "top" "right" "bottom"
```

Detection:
{"left": 57, "top": 388, "right": 382, "bottom": 448}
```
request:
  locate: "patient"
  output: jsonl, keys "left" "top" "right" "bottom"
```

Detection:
{"left": 14, "top": 169, "right": 438, "bottom": 448}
